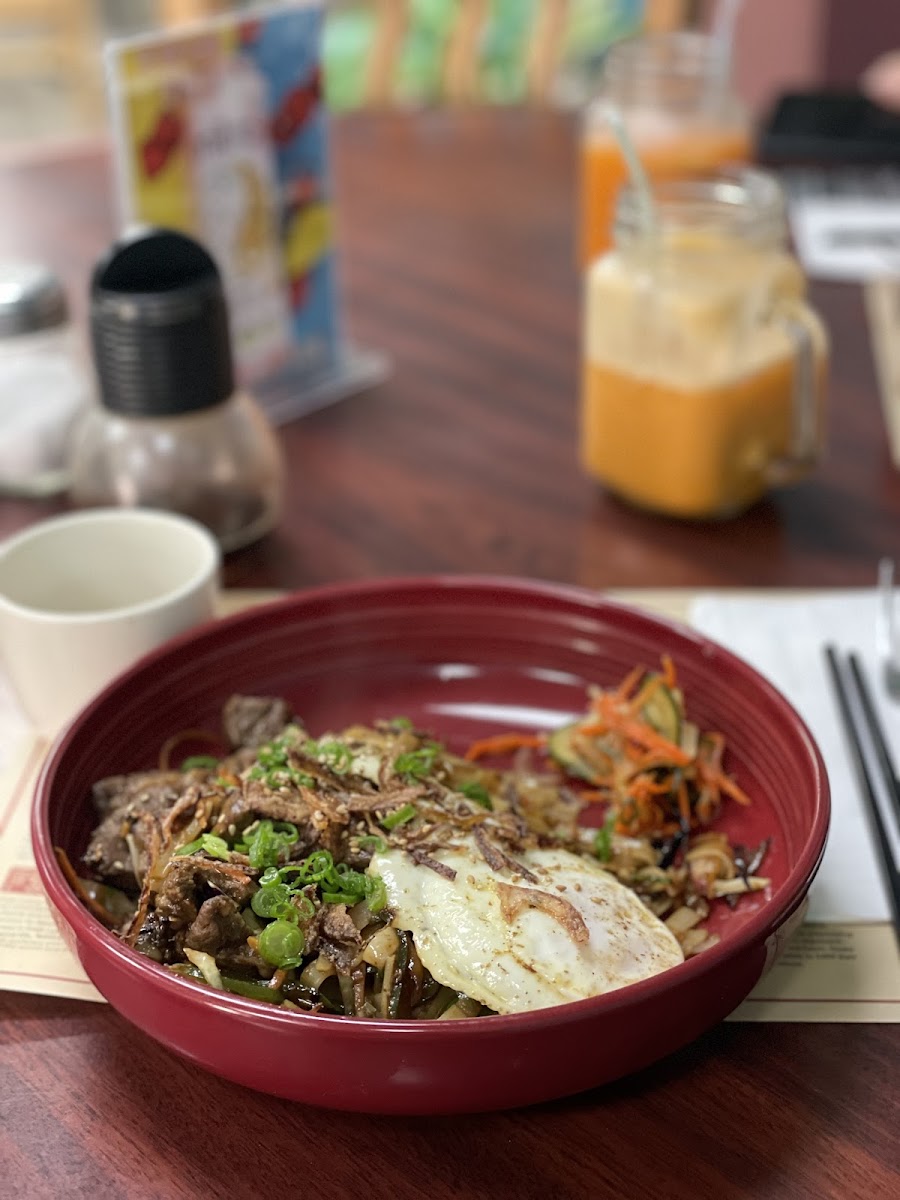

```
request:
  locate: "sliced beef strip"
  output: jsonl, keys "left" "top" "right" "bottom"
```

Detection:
{"left": 341, "top": 784, "right": 424, "bottom": 813}
{"left": 318, "top": 940, "right": 360, "bottom": 974}
{"left": 132, "top": 910, "right": 171, "bottom": 963}
{"left": 91, "top": 771, "right": 185, "bottom": 817}
{"left": 212, "top": 780, "right": 323, "bottom": 852}
{"left": 218, "top": 779, "right": 315, "bottom": 828}
{"left": 320, "top": 903, "right": 362, "bottom": 945}
{"left": 83, "top": 781, "right": 183, "bottom": 890}
{"left": 223, "top": 695, "right": 293, "bottom": 750}
{"left": 312, "top": 903, "right": 362, "bottom": 973}
{"left": 184, "top": 896, "right": 250, "bottom": 955}
{"left": 154, "top": 856, "right": 255, "bottom": 931}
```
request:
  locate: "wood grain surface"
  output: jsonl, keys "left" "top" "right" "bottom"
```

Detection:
{"left": 1, "top": 112, "right": 899, "bottom": 1200}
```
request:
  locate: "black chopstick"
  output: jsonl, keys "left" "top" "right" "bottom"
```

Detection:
{"left": 847, "top": 653, "right": 900, "bottom": 837}
{"left": 823, "top": 645, "right": 900, "bottom": 941}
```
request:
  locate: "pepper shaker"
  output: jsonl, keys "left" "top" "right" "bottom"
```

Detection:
{"left": 69, "top": 228, "right": 284, "bottom": 552}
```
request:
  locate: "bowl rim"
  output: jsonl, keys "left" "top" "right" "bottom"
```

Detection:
{"left": 31, "top": 573, "right": 831, "bottom": 1036}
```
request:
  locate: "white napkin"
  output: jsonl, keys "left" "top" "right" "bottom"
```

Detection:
{"left": 690, "top": 591, "right": 898, "bottom": 923}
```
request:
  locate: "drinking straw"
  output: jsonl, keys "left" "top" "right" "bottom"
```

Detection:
{"left": 710, "top": 0, "right": 743, "bottom": 92}
{"left": 601, "top": 101, "right": 657, "bottom": 241}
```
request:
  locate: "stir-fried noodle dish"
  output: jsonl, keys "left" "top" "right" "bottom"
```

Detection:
{"left": 66, "top": 657, "right": 770, "bottom": 1019}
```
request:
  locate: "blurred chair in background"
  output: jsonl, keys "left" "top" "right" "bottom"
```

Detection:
{"left": 0, "top": 0, "right": 699, "bottom": 149}
{"left": 325, "top": 0, "right": 696, "bottom": 112}
{"left": 361, "top": 0, "right": 409, "bottom": 107}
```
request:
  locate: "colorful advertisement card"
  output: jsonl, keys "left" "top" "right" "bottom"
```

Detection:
{"left": 105, "top": 2, "right": 379, "bottom": 422}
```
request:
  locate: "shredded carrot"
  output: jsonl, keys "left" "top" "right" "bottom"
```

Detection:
{"left": 661, "top": 654, "right": 677, "bottom": 689}
{"left": 632, "top": 752, "right": 687, "bottom": 773}
{"left": 464, "top": 732, "right": 544, "bottom": 761}
{"left": 617, "top": 719, "right": 691, "bottom": 764}
{"left": 580, "top": 707, "right": 691, "bottom": 767}
{"left": 54, "top": 848, "right": 121, "bottom": 929}
{"left": 579, "top": 789, "right": 613, "bottom": 804}
{"left": 700, "top": 765, "right": 752, "bottom": 806}
{"left": 613, "top": 663, "right": 645, "bottom": 703}
{"left": 556, "top": 658, "right": 748, "bottom": 838}
{"left": 627, "top": 777, "right": 667, "bottom": 831}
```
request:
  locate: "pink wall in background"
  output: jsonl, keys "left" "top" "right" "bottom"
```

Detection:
{"left": 699, "top": 0, "right": 900, "bottom": 121}
{"left": 824, "top": 0, "right": 900, "bottom": 85}
{"left": 726, "top": 0, "right": 826, "bottom": 119}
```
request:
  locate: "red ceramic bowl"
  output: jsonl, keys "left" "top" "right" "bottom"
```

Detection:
{"left": 32, "top": 577, "right": 829, "bottom": 1114}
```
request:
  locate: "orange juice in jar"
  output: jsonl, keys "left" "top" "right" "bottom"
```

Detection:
{"left": 580, "top": 169, "right": 828, "bottom": 519}
{"left": 580, "top": 32, "right": 752, "bottom": 266}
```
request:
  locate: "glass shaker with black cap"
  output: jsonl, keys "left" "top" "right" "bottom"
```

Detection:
{"left": 69, "top": 227, "right": 284, "bottom": 552}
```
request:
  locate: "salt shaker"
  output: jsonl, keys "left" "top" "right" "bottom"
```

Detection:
{"left": 69, "top": 228, "right": 284, "bottom": 552}
{"left": 0, "top": 264, "right": 90, "bottom": 497}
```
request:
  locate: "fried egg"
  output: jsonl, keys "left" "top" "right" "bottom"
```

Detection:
{"left": 370, "top": 838, "right": 684, "bottom": 1014}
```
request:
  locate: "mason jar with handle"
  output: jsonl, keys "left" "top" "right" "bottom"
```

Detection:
{"left": 580, "top": 30, "right": 751, "bottom": 267}
{"left": 580, "top": 167, "right": 828, "bottom": 520}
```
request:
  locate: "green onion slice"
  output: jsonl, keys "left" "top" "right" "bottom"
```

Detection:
{"left": 251, "top": 883, "right": 296, "bottom": 921}
{"left": 245, "top": 819, "right": 300, "bottom": 870}
{"left": 359, "top": 834, "right": 387, "bottom": 853}
{"left": 458, "top": 781, "right": 492, "bottom": 809}
{"left": 180, "top": 755, "right": 220, "bottom": 771}
{"left": 221, "top": 976, "right": 284, "bottom": 1004}
{"left": 593, "top": 810, "right": 617, "bottom": 863}
{"left": 381, "top": 803, "right": 417, "bottom": 831}
{"left": 304, "top": 739, "right": 353, "bottom": 774}
{"left": 248, "top": 728, "right": 314, "bottom": 789}
{"left": 321, "top": 890, "right": 359, "bottom": 906}
{"left": 257, "top": 920, "right": 305, "bottom": 968}
{"left": 173, "top": 833, "right": 230, "bottom": 862}
{"left": 393, "top": 742, "right": 442, "bottom": 780}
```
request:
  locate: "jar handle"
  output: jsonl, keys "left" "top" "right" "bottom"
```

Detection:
{"left": 766, "top": 302, "right": 826, "bottom": 485}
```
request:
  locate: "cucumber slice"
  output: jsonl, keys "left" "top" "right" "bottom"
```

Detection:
{"left": 547, "top": 723, "right": 597, "bottom": 780}
{"left": 641, "top": 683, "right": 682, "bottom": 743}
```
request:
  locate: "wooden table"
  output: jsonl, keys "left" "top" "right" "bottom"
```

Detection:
{"left": 1, "top": 113, "right": 898, "bottom": 1200}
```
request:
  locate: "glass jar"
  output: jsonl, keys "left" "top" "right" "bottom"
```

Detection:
{"left": 0, "top": 265, "right": 90, "bottom": 498}
{"left": 69, "top": 228, "right": 284, "bottom": 553}
{"left": 580, "top": 31, "right": 751, "bottom": 266}
{"left": 580, "top": 168, "right": 829, "bottom": 520}
{"left": 70, "top": 392, "right": 282, "bottom": 553}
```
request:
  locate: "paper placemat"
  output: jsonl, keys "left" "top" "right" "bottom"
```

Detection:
{"left": 1, "top": 588, "right": 897, "bottom": 1022}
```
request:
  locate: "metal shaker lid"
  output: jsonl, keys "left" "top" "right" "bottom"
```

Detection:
{"left": 0, "top": 263, "right": 69, "bottom": 338}
{"left": 90, "top": 227, "right": 234, "bottom": 417}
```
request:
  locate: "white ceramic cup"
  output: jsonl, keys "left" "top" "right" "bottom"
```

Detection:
{"left": 0, "top": 508, "right": 220, "bottom": 734}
